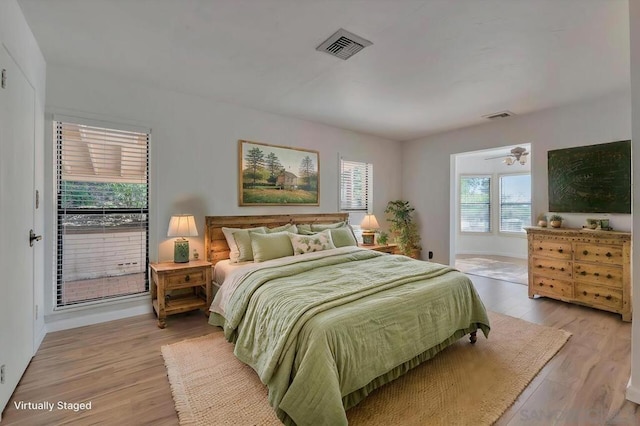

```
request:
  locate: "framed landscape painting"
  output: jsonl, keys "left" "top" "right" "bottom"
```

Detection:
{"left": 238, "top": 140, "right": 320, "bottom": 206}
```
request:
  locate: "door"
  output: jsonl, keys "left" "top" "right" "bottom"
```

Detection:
{"left": 0, "top": 44, "right": 36, "bottom": 415}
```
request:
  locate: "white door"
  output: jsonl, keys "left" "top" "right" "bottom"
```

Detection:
{"left": 0, "top": 44, "right": 36, "bottom": 415}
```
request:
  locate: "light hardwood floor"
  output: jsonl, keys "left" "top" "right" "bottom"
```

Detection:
{"left": 2, "top": 275, "right": 638, "bottom": 425}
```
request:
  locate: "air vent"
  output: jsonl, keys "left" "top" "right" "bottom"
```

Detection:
{"left": 316, "top": 28, "right": 372, "bottom": 60}
{"left": 482, "top": 111, "right": 515, "bottom": 120}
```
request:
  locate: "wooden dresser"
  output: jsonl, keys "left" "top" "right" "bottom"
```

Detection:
{"left": 525, "top": 227, "right": 631, "bottom": 321}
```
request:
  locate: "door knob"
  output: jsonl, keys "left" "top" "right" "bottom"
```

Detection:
{"left": 29, "top": 229, "right": 42, "bottom": 247}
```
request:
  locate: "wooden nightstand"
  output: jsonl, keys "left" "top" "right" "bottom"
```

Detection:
{"left": 359, "top": 243, "right": 400, "bottom": 254}
{"left": 149, "top": 260, "right": 212, "bottom": 328}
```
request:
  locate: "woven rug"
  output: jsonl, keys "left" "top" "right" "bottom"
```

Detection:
{"left": 162, "top": 312, "right": 570, "bottom": 426}
{"left": 456, "top": 257, "right": 528, "bottom": 285}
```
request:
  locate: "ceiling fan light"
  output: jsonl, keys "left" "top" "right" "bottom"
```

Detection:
{"left": 503, "top": 156, "right": 514, "bottom": 165}
{"left": 519, "top": 155, "right": 527, "bottom": 165}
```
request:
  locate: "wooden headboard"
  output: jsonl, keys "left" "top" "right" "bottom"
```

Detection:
{"left": 204, "top": 213, "right": 349, "bottom": 265}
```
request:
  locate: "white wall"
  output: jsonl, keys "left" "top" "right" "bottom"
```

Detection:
{"left": 0, "top": 0, "right": 46, "bottom": 350}
{"left": 626, "top": 0, "right": 640, "bottom": 406}
{"left": 43, "top": 65, "right": 402, "bottom": 328}
{"left": 402, "top": 91, "right": 631, "bottom": 265}
{"left": 455, "top": 147, "right": 531, "bottom": 259}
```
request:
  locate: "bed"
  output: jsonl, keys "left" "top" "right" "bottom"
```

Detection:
{"left": 205, "top": 213, "right": 490, "bottom": 426}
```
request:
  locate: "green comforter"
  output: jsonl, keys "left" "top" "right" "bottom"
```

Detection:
{"left": 210, "top": 247, "right": 490, "bottom": 425}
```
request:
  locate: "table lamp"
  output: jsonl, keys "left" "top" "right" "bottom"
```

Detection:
{"left": 360, "top": 214, "right": 379, "bottom": 245}
{"left": 167, "top": 214, "right": 198, "bottom": 263}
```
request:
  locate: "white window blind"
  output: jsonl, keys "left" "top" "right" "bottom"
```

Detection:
{"left": 55, "top": 120, "right": 149, "bottom": 307}
{"left": 460, "top": 176, "right": 491, "bottom": 233}
{"left": 499, "top": 174, "right": 531, "bottom": 233}
{"left": 340, "top": 159, "right": 373, "bottom": 211}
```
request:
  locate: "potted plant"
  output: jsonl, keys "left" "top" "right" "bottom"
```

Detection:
{"left": 384, "top": 200, "right": 422, "bottom": 257}
{"left": 549, "top": 214, "right": 563, "bottom": 228}
{"left": 537, "top": 214, "right": 548, "bottom": 227}
{"left": 376, "top": 231, "right": 389, "bottom": 245}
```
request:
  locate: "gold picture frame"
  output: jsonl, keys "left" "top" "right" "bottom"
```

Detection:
{"left": 238, "top": 140, "right": 320, "bottom": 206}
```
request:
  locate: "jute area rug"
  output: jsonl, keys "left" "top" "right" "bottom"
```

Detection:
{"left": 455, "top": 257, "right": 528, "bottom": 286}
{"left": 161, "top": 312, "right": 570, "bottom": 426}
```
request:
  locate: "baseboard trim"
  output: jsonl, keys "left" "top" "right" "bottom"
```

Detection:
{"left": 45, "top": 298, "right": 152, "bottom": 332}
{"left": 626, "top": 378, "right": 640, "bottom": 404}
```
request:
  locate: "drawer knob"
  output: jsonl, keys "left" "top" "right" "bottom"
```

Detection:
{"left": 583, "top": 250, "right": 589, "bottom": 255}
{"left": 550, "top": 266, "right": 555, "bottom": 270}
{"left": 583, "top": 291, "right": 588, "bottom": 296}
{"left": 606, "top": 252, "right": 612, "bottom": 258}
{"left": 560, "top": 267, "right": 565, "bottom": 272}
{"left": 580, "top": 271, "right": 587, "bottom": 276}
{"left": 538, "top": 247, "right": 543, "bottom": 250}
{"left": 539, "top": 283, "right": 544, "bottom": 287}
{"left": 185, "top": 275, "right": 190, "bottom": 282}
{"left": 549, "top": 284, "right": 554, "bottom": 288}
{"left": 606, "top": 295, "right": 612, "bottom": 301}
{"left": 595, "top": 293, "right": 600, "bottom": 297}
{"left": 607, "top": 274, "right": 612, "bottom": 279}
{"left": 558, "top": 249, "right": 563, "bottom": 253}
{"left": 537, "top": 265, "right": 542, "bottom": 268}
{"left": 593, "top": 272, "right": 600, "bottom": 277}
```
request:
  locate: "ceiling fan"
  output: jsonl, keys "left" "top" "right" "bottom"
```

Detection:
{"left": 485, "top": 146, "right": 529, "bottom": 165}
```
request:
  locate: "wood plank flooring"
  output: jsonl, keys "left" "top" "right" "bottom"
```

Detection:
{"left": 2, "top": 275, "right": 639, "bottom": 425}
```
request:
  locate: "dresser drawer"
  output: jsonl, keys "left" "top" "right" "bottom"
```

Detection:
{"left": 575, "top": 282, "right": 622, "bottom": 311}
{"left": 531, "top": 257, "right": 572, "bottom": 280}
{"left": 574, "top": 263, "right": 622, "bottom": 288}
{"left": 574, "top": 243, "right": 623, "bottom": 266}
{"left": 532, "top": 239, "right": 572, "bottom": 260}
{"left": 531, "top": 275, "right": 573, "bottom": 299}
{"left": 165, "top": 268, "right": 207, "bottom": 289}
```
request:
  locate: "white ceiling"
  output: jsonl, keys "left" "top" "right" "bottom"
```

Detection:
{"left": 17, "top": 0, "right": 630, "bottom": 141}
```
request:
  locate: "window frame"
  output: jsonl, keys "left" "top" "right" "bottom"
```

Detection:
{"left": 339, "top": 158, "right": 373, "bottom": 214}
{"left": 54, "top": 116, "right": 150, "bottom": 309}
{"left": 498, "top": 172, "right": 532, "bottom": 236}
{"left": 459, "top": 174, "right": 492, "bottom": 234}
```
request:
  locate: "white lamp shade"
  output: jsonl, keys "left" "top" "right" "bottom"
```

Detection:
{"left": 360, "top": 214, "right": 380, "bottom": 230}
{"left": 167, "top": 214, "right": 198, "bottom": 237}
{"left": 503, "top": 156, "right": 514, "bottom": 165}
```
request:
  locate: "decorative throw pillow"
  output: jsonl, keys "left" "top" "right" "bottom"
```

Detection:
{"left": 330, "top": 227, "right": 358, "bottom": 248}
{"left": 297, "top": 224, "right": 313, "bottom": 234}
{"left": 289, "top": 230, "right": 336, "bottom": 255}
{"left": 222, "top": 226, "right": 266, "bottom": 262}
{"left": 251, "top": 231, "right": 294, "bottom": 262}
{"left": 232, "top": 228, "right": 267, "bottom": 262}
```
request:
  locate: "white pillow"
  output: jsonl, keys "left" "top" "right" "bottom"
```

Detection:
{"left": 222, "top": 226, "right": 266, "bottom": 262}
{"left": 289, "top": 229, "right": 336, "bottom": 255}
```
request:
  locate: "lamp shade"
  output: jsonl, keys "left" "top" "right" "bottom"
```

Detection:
{"left": 167, "top": 214, "right": 198, "bottom": 237}
{"left": 360, "top": 214, "right": 380, "bottom": 230}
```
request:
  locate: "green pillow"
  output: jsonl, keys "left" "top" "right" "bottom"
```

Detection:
{"left": 311, "top": 221, "right": 345, "bottom": 231}
{"left": 330, "top": 227, "right": 358, "bottom": 248}
{"left": 232, "top": 228, "right": 266, "bottom": 262}
{"left": 297, "top": 224, "right": 312, "bottom": 234}
{"left": 266, "top": 223, "right": 298, "bottom": 234}
{"left": 251, "top": 231, "right": 294, "bottom": 262}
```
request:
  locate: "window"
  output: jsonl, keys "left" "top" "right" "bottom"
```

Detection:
{"left": 499, "top": 174, "right": 531, "bottom": 233}
{"left": 340, "top": 159, "right": 372, "bottom": 212}
{"left": 55, "top": 119, "right": 149, "bottom": 307}
{"left": 460, "top": 176, "right": 491, "bottom": 232}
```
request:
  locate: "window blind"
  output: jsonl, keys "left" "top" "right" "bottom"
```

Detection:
{"left": 55, "top": 120, "right": 150, "bottom": 307}
{"left": 340, "top": 159, "right": 372, "bottom": 211}
{"left": 499, "top": 174, "right": 531, "bottom": 233}
{"left": 460, "top": 176, "right": 491, "bottom": 233}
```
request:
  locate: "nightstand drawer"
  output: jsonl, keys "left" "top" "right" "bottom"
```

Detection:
{"left": 165, "top": 269, "right": 207, "bottom": 289}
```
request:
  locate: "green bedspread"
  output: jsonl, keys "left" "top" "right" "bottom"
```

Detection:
{"left": 209, "top": 248, "right": 490, "bottom": 425}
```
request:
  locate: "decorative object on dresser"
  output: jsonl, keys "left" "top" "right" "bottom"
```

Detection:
{"left": 548, "top": 214, "right": 563, "bottom": 228}
{"left": 238, "top": 140, "right": 319, "bottom": 206}
{"left": 149, "top": 260, "right": 212, "bottom": 328}
{"left": 360, "top": 214, "right": 380, "bottom": 245}
{"left": 167, "top": 214, "right": 198, "bottom": 263}
{"left": 384, "top": 199, "right": 422, "bottom": 258}
{"left": 526, "top": 227, "right": 631, "bottom": 321}
{"left": 537, "top": 214, "right": 548, "bottom": 227}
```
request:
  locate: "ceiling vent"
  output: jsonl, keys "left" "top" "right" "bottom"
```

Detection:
{"left": 316, "top": 28, "right": 373, "bottom": 60}
{"left": 482, "top": 111, "right": 515, "bottom": 120}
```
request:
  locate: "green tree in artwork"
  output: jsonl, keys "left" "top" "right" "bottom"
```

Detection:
{"left": 245, "top": 147, "right": 265, "bottom": 187}
{"left": 265, "top": 152, "right": 282, "bottom": 184}
{"left": 299, "top": 156, "right": 315, "bottom": 190}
